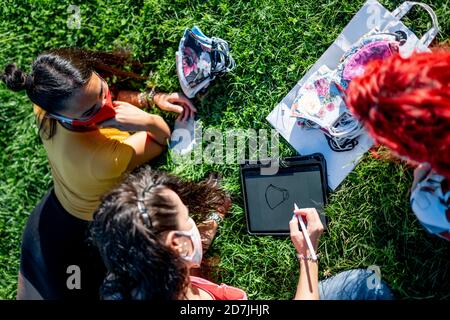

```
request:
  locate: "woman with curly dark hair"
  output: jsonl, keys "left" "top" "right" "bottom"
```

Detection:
{"left": 90, "top": 166, "right": 394, "bottom": 300}
{"left": 90, "top": 166, "right": 242, "bottom": 300}
{"left": 2, "top": 48, "right": 196, "bottom": 299}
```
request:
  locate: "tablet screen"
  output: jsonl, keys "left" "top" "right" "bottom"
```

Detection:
{"left": 242, "top": 164, "right": 326, "bottom": 234}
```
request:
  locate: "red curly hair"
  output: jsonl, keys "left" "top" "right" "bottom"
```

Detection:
{"left": 345, "top": 50, "right": 450, "bottom": 179}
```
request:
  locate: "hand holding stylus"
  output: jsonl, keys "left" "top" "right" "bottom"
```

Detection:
{"left": 289, "top": 205, "right": 324, "bottom": 258}
{"left": 290, "top": 206, "right": 324, "bottom": 300}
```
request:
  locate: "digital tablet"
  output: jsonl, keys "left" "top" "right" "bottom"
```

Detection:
{"left": 240, "top": 153, "right": 328, "bottom": 235}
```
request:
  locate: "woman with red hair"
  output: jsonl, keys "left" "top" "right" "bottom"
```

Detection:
{"left": 345, "top": 50, "right": 450, "bottom": 241}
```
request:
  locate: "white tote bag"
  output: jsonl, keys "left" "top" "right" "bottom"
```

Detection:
{"left": 266, "top": 0, "right": 440, "bottom": 190}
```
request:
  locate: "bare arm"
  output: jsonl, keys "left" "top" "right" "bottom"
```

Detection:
{"left": 124, "top": 132, "right": 167, "bottom": 171}
{"left": 289, "top": 208, "right": 324, "bottom": 300}
{"left": 295, "top": 260, "right": 320, "bottom": 300}
{"left": 117, "top": 90, "right": 197, "bottom": 121}
{"left": 98, "top": 102, "right": 171, "bottom": 170}
{"left": 116, "top": 91, "right": 147, "bottom": 109}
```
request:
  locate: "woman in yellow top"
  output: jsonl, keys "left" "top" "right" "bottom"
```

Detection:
{"left": 1, "top": 48, "right": 196, "bottom": 299}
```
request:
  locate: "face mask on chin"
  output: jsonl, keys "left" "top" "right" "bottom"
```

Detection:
{"left": 175, "top": 217, "right": 203, "bottom": 268}
{"left": 47, "top": 86, "right": 116, "bottom": 127}
{"left": 71, "top": 87, "right": 116, "bottom": 126}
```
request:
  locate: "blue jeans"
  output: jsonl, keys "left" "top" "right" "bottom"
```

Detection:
{"left": 319, "top": 269, "right": 394, "bottom": 300}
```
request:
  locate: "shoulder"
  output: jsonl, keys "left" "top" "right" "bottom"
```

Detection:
{"left": 411, "top": 171, "right": 448, "bottom": 202}
{"left": 410, "top": 171, "right": 450, "bottom": 239}
{"left": 91, "top": 138, "right": 134, "bottom": 180}
{"left": 189, "top": 276, "right": 247, "bottom": 300}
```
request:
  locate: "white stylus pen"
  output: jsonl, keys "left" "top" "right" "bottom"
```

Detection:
{"left": 294, "top": 203, "right": 317, "bottom": 261}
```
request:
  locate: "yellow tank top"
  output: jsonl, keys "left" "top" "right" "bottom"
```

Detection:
{"left": 34, "top": 105, "right": 133, "bottom": 221}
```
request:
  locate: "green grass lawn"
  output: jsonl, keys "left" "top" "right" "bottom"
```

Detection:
{"left": 1, "top": 0, "right": 449, "bottom": 300}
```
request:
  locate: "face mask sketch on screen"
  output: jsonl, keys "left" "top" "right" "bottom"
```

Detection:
{"left": 265, "top": 183, "right": 290, "bottom": 210}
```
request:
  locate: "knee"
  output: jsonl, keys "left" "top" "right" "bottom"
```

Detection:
{"left": 344, "top": 269, "right": 394, "bottom": 300}
{"left": 319, "top": 269, "right": 394, "bottom": 300}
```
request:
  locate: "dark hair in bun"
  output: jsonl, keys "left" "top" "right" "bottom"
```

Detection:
{"left": 1, "top": 64, "right": 31, "bottom": 92}
{"left": 1, "top": 48, "right": 145, "bottom": 139}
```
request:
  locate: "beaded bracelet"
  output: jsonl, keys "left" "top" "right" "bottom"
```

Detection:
{"left": 143, "top": 87, "right": 158, "bottom": 108}
{"left": 207, "top": 211, "right": 223, "bottom": 224}
{"left": 137, "top": 88, "right": 157, "bottom": 108}
{"left": 296, "top": 253, "right": 320, "bottom": 262}
{"left": 137, "top": 92, "right": 148, "bottom": 108}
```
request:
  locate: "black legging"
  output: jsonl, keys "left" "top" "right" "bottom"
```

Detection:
{"left": 20, "top": 189, "right": 106, "bottom": 299}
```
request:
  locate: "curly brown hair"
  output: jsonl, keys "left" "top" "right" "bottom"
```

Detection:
{"left": 89, "top": 165, "right": 229, "bottom": 300}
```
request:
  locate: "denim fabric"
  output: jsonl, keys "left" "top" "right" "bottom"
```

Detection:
{"left": 319, "top": 269, "right": 394, "bottom": 300}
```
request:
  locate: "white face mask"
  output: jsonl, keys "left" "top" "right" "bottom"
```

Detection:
{"left": 175, "top": 217, "right": 203, "bottom": 268}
